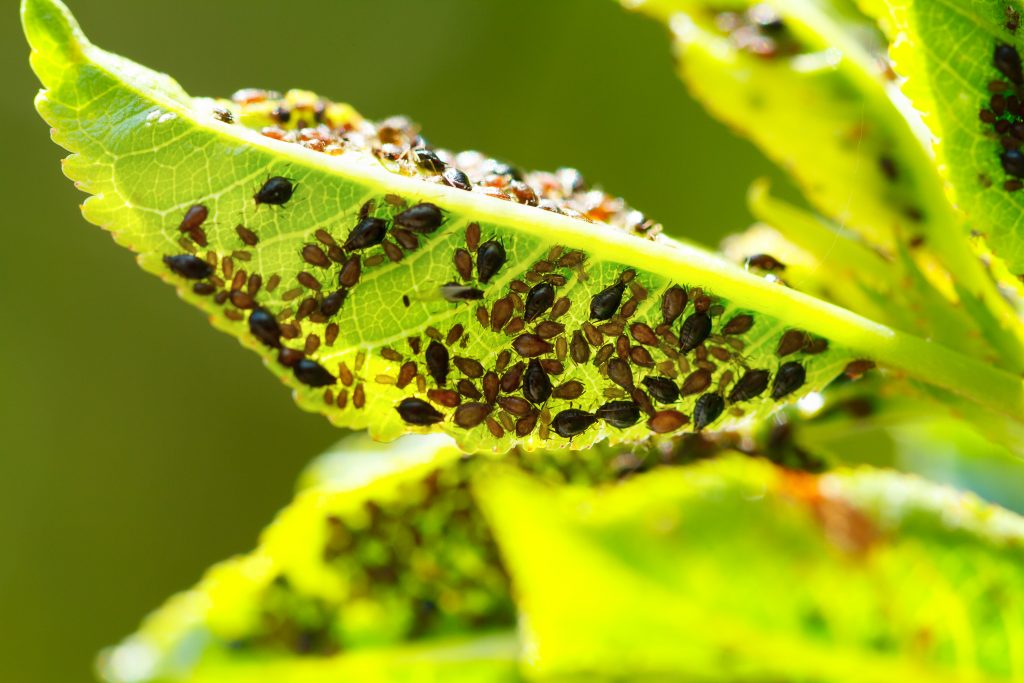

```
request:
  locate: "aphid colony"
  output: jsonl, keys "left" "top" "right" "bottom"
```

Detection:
{"left": 161, "top": 170, "right": 834, "bottom": 443}
{"left": 207, "top": 88, "right": 661, "bottom": 240}
{"left": 979, "top": 41, "right": 1024, "bottom": 191}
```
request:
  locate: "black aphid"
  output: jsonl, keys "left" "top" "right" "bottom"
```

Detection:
{"left": 995, "top": 43, "right": 1024, "bottom": 85}
{"left": 590, "top": 281, "right": 626, "bottom": 320}
{"left": 641, "top": 376, "right": 679, "bottom": 404}
{"left": 522, "top": 359, "right": 552, "bottom": 404}
{"left": 679, "top": 312, "right": 712, "bottom": 352}
{"left": 744, "top": 253, "right": 786, "bottom": 271}
{"left": 1002, "top": 149, "right": 1024, "bottom": 178}
{"left": 440, "top": 282, "right": 485, "bottom": 301}
{"left": 524, "top": 282, "right": 555, "bottom": 322}
{"left": 343, "top": 217, "right": 388, "bottom": 251}
{"left": 394, "top": 203, "right": 443, "bottom": 233}
{"left": 293, "top": 359, "right": 336, "bottom": 387}
{"left": 248, "top": 308, "right": 282, "bottom": 349}
{"left": 442, "top": 168, "right": 473, "bottom": 191}
{"left": 425, "top": 340, "right": 450, "bottom": 386}
{"left": 596, "top": 400, "right": 641, "bottom": 428}
{"left": 414, "top": 149, "right": 446, "bottom": 173}
{"left": 396, "top": 397, "right": 444, "bottom": 425}
{"left": 254, "top": 176, "right": 295, "bottom": 205}
{"left": 551, "top": 409, "right": 598, "bottom": 438}
{"left": 771, "top": 361, "right": 806, "bottom": 399}
{"left": 476, "top": 240, "right": 506, "bottom": 283}
{"left": 728, "top": 369, "right": 770, "bottom": 402}
{"left": 164, "top": 254, "right": 213, "bottom": 279}
{"left": 212, "top": 107, "right": 234, "bottom": 124}
{"left": 693, "top": 393, "right": 725, "bottom": 431}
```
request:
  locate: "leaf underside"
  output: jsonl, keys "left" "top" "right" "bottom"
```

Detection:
{"left": 23, "top": 0, "right": 873, "bottom": 452}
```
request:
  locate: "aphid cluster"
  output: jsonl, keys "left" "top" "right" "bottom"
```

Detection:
{"left": 219, "top": 89, "right": 662, "bottom": 239}
{"left": 979, "top": 42, "right": 1024, "bottom": 191}
{"left": 712, "top": 3, "right": 801, "bottom": 59}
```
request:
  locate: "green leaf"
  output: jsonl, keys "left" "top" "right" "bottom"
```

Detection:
{"left": 865, "top": 0, "right": 1024, "bottom": 274}
{"left": 22, "top": 0, "right": 1024, "bottom": 452}
{"left": 475, "top": 456, "right": 1024, "bottom": 682}
{"left": 98, "top": 433, "right": 517, "bottom": 683}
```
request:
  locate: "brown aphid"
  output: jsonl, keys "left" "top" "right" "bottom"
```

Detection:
{"left": 338, "top": 362, "right": 354, "bottom": 387}
{"left": 515, "top": 412, "right": 539, "bottom": 436}
{"left": 334, "top": 255, "right": 360, "bottom": 288}
{"left": 296, "top": 297, "right": 318, "bottom": 320}
{"left": 485, "top": 417, "right": 505, "bottom": 438}
{"left": 266, "top": 274, "right": 281, "bottom": 292}
{"left": 302, "top": 244, "right": 331, "bottom": 268}
{"left": 552, "top": 381, "right": 585, "bottom": 400}
{"left": 179, "top": 205, "right": 208, "bottom": 233}
{"left": 693, "top": 295, "right": 711, "bottom": 314}
{"left": 454, "top": 403, "right": 491, "bottom": 429}
{"left": 336, "top": 389, "right": 348, "bottom": 409}
{"left": 548, "top": 297, "right": 570, "bottom": 320}
{"left": 454, "top": 357, "right": 485, "bottom": 378}
{"left": 186, "top": 227, "right": 208, "bottom": 247}
{"left": 509, "top": 280, "right": 530, "bottom": 294}
{"left": 483, "top": 371, "right": 500, "bottom": 404}
{"left": 408, "top": 337, "right": 422, "bottom": 355}
{"left": 230, "top": 270, "right": 246, "bottom": 292}
{"left": 681, "top": 369, "right": 712, "bottom": 396}
{"left": 446, "top": 324, "right": 465, "bottom": 346}
{"left": 616, "top": 335, "right": 630, "bottom": 359}
{"left": 630, "top": 346, "right": 655, "bottom": 367}
{"left": 457, "top": 379, "right": 482, "bottom": 400}
{"left": 277, "top": 347, "right": 305, "bottom": 367}
{"left": 723, "top": 314, "right": 754, "bottom": 335}
{"left": 536, "top": 321, "right": 565, "bottom": 339}
{"left": 513, "top": 334, "right": 553, "bottom": 357}
{"left": 380, "top": 347, "right": 402, "bottom": 362}
{"left": 297, "top": 272, "right": 322, "bottom": 291}
{"left": 323, "top": 323, "right": 339, "bottom": 346}
{"left": 728, "top": 369, "right": 770, "bottom": 403}
{"left": 232, "top": 250, "right": 252, "bottom": 262}
{"left": 280, "top": 323, "right": 300, "bottom": 340}
{"left": 630, "top": 322, "right": 658, "bottom": 346}
{"left": 777, "top": 330, "right": 807, "bottom": 357}
{"left": 804, "top": 338, "right": 829, "bottom": 354}
{"left": 709, "top": 346, "right": 731, "bottom": 362}
{"left": 383, "top": 240, "right": 403, "bottom": 263}
{"left": 304, "top": 334, "right": 321, "bottom": 355}
{"left": 844, "top": 359, "right": 875, "bottom": 378}
{"left": 598, "top": 321, "right": 625, "bottom": 337}
{"left": 505, "top": 317, "right": 526, "bottom": 336}
{"left": 466, "top": 222, "right": 481, "bottom": 251}
{"left": 396, "top": 397, "right": 444, "bottom": 425}
{"left": 391, "top": 228, "right": 419, "bottom": 250}
{"left": 320, "top": 289, "right": 348, "bottom": 318}
{"left": 647, "top": 410, "right": 689, "bottom": 434}
{"left": 570, "top": 331, "right": 591, "bottom": 364}
{"left": 224, "top": 309, "right": 244, "bottom": 322}
{"left": 745, "top": 253, "right": 786, "bottom": 271}
{"left": 453, "top": 248, "right": 473, "bottom": 280}
{"left": 314, "top": 228, "right": 337, "bottom": 248}
{"left": 582, "top": 321, "right": 603, "bottom": 347}
{"left": 193, "top": 282, "right": 216, "bottom": 296}
{"left": 555, "top": 336, "right": 568, "bottom": 361}
{"left": 427, "top": 389, "right": 461, "bottom": 407}
{"left": 500, "top": 362, "right": 526, "bottom": 392}
{"left": 212, "top": 291, "right": 229, "bottom": 306}
{"left": 247, "top": 273, "right": 262, "bottom": 296}
{"left": 233, "top": 224, "right": 258, "bottom": 247}
{"left": 594, "top": 344, "right": 615, "bottom": 366}
{"left": 229, "top": 291, "right": 255, "bottom": 309}
{"left": 496, "top": 349, "right": 511, "bottom": 373}
{"left": 661, "top": 285, "right": 687, "bottom": 325}
{"left": 607, "top": 358, "right": 634, "bottom": 391}
{"left": 396, "top": 362, "right": 417, "bottom": 388}
{"left": 491, "top": 297, "right": 515, "bottom": 332}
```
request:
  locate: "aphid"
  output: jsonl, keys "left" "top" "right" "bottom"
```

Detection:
{"left": 535, "top": 321, "right": 565, "bottom": 339}
{"left": 513, "top": 334, "right": 554, "bottom": 357}
{"left": 551, "top": 381, "right": 585, "bottom": 400}
{"left": 596, "top": 400, "right": 640, "bottom": 428}
{"left": 277, "top": 347, "right": 304, "bottom": 367}
{"left": 425, "top": 341, "right": 450, "bottom": 386}
{"left": 427, "top": 389, "right": 460, "bottom": 407}
{"left": 570, "top": 331, "right": 591, "bottom": 363}
{"left": 843, "top": 359, "right": 875, "bottom": 378}
{"left": 582, "top": 321, "right": 603, "bottom": 347}
{"left": 454, "top": 402, "right": 491, "bottom": 429}
{"left": 393, "top": 202, "right": 444, "bottom": 235}
{"left": 551, "top": 409, "right": 598, "bottom": 438}
{"left": 396, "top": 397, "right": 444, "bottom": 425}
{"left": 523, "top": 359, "right": 552, "bottom": 404}
{"left": 339, "top": 256, "right": 361, "bottom": 287}
{"left": 440, "top": 282, "right": 485, "bottom": 301}
{"left": 293, "top": 359, "right": 336, "bottom": 387}
{"left": 446, "top": 324, "right": 465, "bottom": 346}
{"left": 466, "top": 222, "right": 481, "bottom": 251}
{"left": 681, "top": 368, "right": 712, "bottom": 395}
{"left": 392, "top": 228, "right": 419, "bottom": 250}
{"left": 179, "top": 205, "right": 208, "bottom": 232}
{"left": 297, "top": 272, "right": 321, "bottom": 291}
{"left": 524, "top": 282, "right": 555, "bottom": 322}
{"left": 458, "top": 379, "right": 482, "bottom": 400}
{"left": 1002, "top": 149, "right": 1024, "bottom": 178}
{"left": 728, "top": 369, "right": 770, "bottom": 402}
{"left": 193, "top": 282, "right": 215, "bottom": 296}
{"left": 229, "top": 291, "right": 255, "bottom": 309}
{"left": 590, "top": 281, "right": 626, "bottom": 320}
{"left": 305, "top": 335, "right": 321, "bottom": 355}
{"left": 302, "top": 244, "right": 331, "bottom": 268}
{"left": 661, "top": 285, "right": 687, "bottom": 324}
{"left": 744, "top": 253, "right": 786, "bottom": 271}
{"left": 772, "top": 361, "right": 806, "bottom": 399}
{"left": 804, "top": 338, "right": 828, "bottom": 354}
{"left": 550, "top": 297, "right": 571, "bottom": 319}
{"left": 254, "top": 176, "right": 295, "bottom": 205}
{"left": 163, "top": 254, "right": 213, "bottom": 279}
{"left": 248, "top": 308, "right": 282, "bottom": 348}
{"left": 476, "top": 240, "right": 507, "bottom": 283}
{"left": 607, "top": 358, "right": 634, "bottom": 391}
{"left": 454, "top": 357, "right": 484, "bottom": 378}
{"left": 628, "top": 323, "right": 657, "bottom": 346}
{"left": 642, "top": 376, "right": 679, "bottom": 404}
{"left": 777, "top": 330, "right": 807, "bottom": 357}
{"left": 483, "top": 371, "right": 500, "bottom": 404}
{"left": 723, "top": 314, "right": 754, "bottom": 335}
{"left": 995, "top": 43, "right": 1024, "bottom": 85}
{"left": 212, "top": 106, "right": 234, "bottom": 124}
{"left": 454, "top": 248, "right": 473, "bottom": 280}
{"left": 647, "top": 410, "right": 688, "bottom": 434}
{"left": 296, "top": 297, "right": 318, "bottom": 320}
{"left": 678, "top": 312, "right": 712, "bottom": 352}
{"left": 414, "top": 149, "right": 446, "bottom": 172}
{"left": 693, "top": 393, "right": 725, "bottom": 431}
{"left": 383, "top": 240, "right": 403, "bottom": 263}
{"left": 594, "top": 343, "right": 616, "bottom": 366}
{"left": 343, "top": 217, "right": 388, "bottom": 251}
{"left": 500, "top": 362, "right": 525, "bottom": 392}
{"left": 442, "top": 167, "right": 473, "bottom": 191}
{"left": 629, "top": 346, "right": 654, "bottom": 367}
{"left": 491, "top": 297, "right": 515, "bottom": 332}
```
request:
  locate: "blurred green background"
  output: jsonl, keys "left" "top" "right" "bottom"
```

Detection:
{"left": 1, "top": 1, "right": 784, "bottom": 681}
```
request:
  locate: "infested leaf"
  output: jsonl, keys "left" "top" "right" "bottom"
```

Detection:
{"left": 22, "top": 0, "right": 1024, "bottom": 454}
{"left": 475, "top": 456, "right": 1024, "bottom": 682}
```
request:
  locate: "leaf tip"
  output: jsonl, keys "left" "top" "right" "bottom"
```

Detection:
{"left": 21, "top": 0, "right": 89, "bottom": 65}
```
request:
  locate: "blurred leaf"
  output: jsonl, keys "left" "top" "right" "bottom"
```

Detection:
{"left": 476, "top": 456, "right": 1024, "bottom": 682}
{"left": 22, "top": 0, "right": 1024, "bottom": 448}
